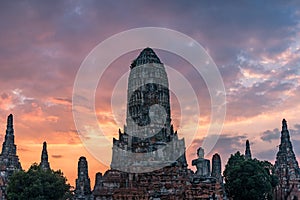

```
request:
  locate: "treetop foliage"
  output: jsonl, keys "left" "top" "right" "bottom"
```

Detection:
{"left": 224, "top": 151, "right": 278, "bottom": 200}
{"left": 7, "top": 163, "right": 72, "bottom": 200}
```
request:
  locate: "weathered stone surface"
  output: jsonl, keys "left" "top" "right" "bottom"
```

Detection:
{"left": 40, "top": 141, "right": 50, "bottom": 170}
{"left": 75, "top": 156, "right": 92, "bottom": 200}
{"left": 130, "top": 47, "right": 162, "bottom": 69}
{"left": 274, "top": 119, "right": 300, "bottom": 200}
{"left": 111, "top": 47, "right": 187, "bottom": 173}
{"left": 93, "top": 165, "right": 224, "bottom": 199}
{"left": 211, "top": 153, "right": 222, "bottom": 183}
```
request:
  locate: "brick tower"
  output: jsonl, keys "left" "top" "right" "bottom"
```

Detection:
{"left": 274, "top": 119, "right": 300, "bottom": 200}
{"left": 111, "top": 47, "right": 187, "bottom": 172}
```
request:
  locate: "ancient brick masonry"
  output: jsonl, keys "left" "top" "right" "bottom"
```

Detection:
{"left": 274, "top": 119, "right": 300, "bottom": 200}
{"left": 0, "top": 114, "right": 22, "bottom": 199}
{"left": 75, "top": 156, "right": 92, "bottom": 200}
{"left": 92, "top": 153, "right": 224, "bottom": 199}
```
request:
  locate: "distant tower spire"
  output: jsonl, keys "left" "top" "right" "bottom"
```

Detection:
{"left": 245, "top": 140, "right": 252, "bottom": 160}
{"left": 40, "top": 141, "right": 50, "bottom": 170}
{"left": 75, "top": 156, "right": 91, "bottom": 199}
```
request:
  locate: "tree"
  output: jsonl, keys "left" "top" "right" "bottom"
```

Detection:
{"left": 223, "top": 152, "right": 278, "bottom": 200}
{"left": 7, "top": 163, "right": 72, "bottom": 200}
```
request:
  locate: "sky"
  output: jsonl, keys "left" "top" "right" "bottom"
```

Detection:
{"left": 0, "top": 0, "right": 300, "bottom": 187}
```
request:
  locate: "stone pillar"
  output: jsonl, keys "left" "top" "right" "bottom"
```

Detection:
{"left": 245, "top": 140, "right": 252, "bottom": 160}
{"left": 75, "top": 156, "right": 91, "bottom": 200}
{"left": 40, "top": 141, "right": 50, "bottom": 170}
{"left": 211, "top": 153, "right": 222, "bottom": 182}
{"left": 93, "top": 172, "right": 103, "bottom": 192}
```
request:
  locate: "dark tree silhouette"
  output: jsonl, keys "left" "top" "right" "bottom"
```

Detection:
{"left": 7, "top": 163, "right": 72, "bottom": 200}
{"left": 224, "top": 152, "right": 278, "bottom": 200}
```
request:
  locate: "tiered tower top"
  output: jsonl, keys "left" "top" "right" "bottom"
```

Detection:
{"left": 274, "top": 119, "right": 300, "bottom": 181}
{"left": 130, "top": 47, "right": 162, "bottom": 69}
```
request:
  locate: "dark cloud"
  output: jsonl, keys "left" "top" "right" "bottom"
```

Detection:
{"left": 1, "top": 93, "right": 8, "bottom": 100}
{"left": 54, "top": 97, "right": 71, "bottom": 103}
{"left": 290, "top": 124, "right": 300, "bottom": 137}
{"left": 260, "top": 123, "right": 300, "bottom": 144}
{"left": 0, "top": 0, "right": 298, "bottom": 122}
{"left": 261, "top": 128, "right": 280, "bottom": 143}
{"left": 292, "top": 140, "right": 300, "bottom": 157}
{"left": 294, "top": 124, "right": 300, "bottom": 131}
{"left": 256, "top": 148, "right": 277, "bottom": 161}
{"left": 18, "top": 147, "right": 30, "bottom": 152}
{"left": 225, "top": 69, "right": 298, "bottom": 120}
{"left": 52, "top": 155, "right": 63, "bottom": 159}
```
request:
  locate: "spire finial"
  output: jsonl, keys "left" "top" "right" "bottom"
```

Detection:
{"left": 282, "top": 118, "right": 287, "bottom": 131}
{"left": 7, "top": 114, "right": 13, "bottom": 129}
{"left": 43, "top": 141, "right": 47, "bottom": 151}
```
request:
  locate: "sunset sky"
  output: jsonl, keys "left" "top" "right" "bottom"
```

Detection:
{"left": 1, "top": 1, "right": 300, "bottom": 187}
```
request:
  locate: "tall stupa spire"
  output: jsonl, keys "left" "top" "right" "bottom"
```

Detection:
{"left": 2, "top": 114, "right": 16, "bottom": 155}
{"left": 40, "top": 141, "right": 50, "bottom": 170}
{"left": 274, "top": 119, "right": 300, "bottom": 199}
{"left": 0, "top": 114, "right": 22, "bottom": 179}
{"left": 126, "top": 47, "right": 171, "bottom": 136}
{"left": 245, "top": 140, "right": 252, "bottom": 160}
{"left": 282, "top": 118, "right": 287, "bottom": 129}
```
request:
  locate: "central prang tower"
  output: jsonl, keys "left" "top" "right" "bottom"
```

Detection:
{"left": 126, "top": 47, "right": 171, "bottom": 145}
{"left": 111, "top": 48, "right": 187, "bottom": 172}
